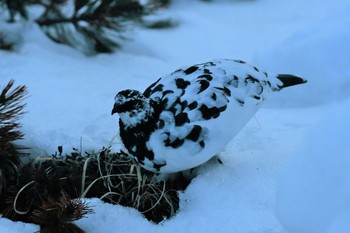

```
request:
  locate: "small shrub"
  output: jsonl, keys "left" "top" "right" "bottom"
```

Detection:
{"left": 1, "top": 148, "right": 192, "bottom": 224}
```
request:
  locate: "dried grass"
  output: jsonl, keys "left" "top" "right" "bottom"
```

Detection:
{"left": 1, "top": 147, "right": 190, "bottom": 225}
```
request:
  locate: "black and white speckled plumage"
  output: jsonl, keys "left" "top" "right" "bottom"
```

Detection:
{"left": 112, "top": 59, "right": 306, "bottom": 173}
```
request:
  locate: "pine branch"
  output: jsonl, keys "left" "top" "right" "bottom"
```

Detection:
{"left": 35, "top": 0, "right": 146, "bottom": 54}
{"left": 0, "top": 80, "right": 28, "bottom": 156}
{"left": 0, "top": 80, "right": 28, "bottom": 195}
{"left": 4, "top": 0, "right": 28, "bottom": 23}
{"left": 31, "top": 191, "right": 93, "bottom": 233}
{"left": 0, "top": 0, "right": 169, "bottom": 54}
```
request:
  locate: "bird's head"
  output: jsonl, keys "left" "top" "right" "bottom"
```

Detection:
{"left": 112, "top": 89, "right": 154, "bottom": 126}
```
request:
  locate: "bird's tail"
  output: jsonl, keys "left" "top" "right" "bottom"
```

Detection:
{"left": 276, "top": 74, "right": 307, "bottom": 89}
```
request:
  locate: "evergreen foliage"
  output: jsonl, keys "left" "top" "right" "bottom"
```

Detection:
{"left": 0, "top": 80, "right": 28, "bottom": 196}
{"left": 4, "top": 0, "right": 28, "bottom": 23}
{"left": 36, "top": 0, "right": 145, "bottom": 54}
{"left": 0, "top": 0, "right": 154, "bottom": 54}
{"left": 31, "top": 191, "right": 93, "bottom": 233}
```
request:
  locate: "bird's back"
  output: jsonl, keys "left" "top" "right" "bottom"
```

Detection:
{"left": 142, "top": 59, "right": 284, "bottom": 173}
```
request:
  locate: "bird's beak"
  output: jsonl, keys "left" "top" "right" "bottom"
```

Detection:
{"left": 111, "top": 103, "right": 118, "bottom": 115}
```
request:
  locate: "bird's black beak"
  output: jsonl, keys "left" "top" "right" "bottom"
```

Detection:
{"left": 111, "top": 103, "right": 118, "bottom": 115}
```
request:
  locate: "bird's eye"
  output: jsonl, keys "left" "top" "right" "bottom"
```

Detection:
{"left": 121, "top": 99, "right": 143, "bottom": 112}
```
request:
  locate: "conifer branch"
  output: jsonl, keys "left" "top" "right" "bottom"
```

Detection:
{"left": 35, "top": 0, "right": 146, "bottom": 54}
{"left": 31, "top": 191, "right": 93, "bottom": 233}
{"left": 0, "top": 80, "right": 28, "bottom": 196}
{"left": 0, "top": 80, "right": 28, "bottom": 157}
{"left": 0, "top": 0, "right": 174, "bottom": 54}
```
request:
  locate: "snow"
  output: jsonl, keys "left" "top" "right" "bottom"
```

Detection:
{"left": 0, "top": 217, "right": 38, "bottom": 233}
{"left": 258, "top": 2, "right": 350, "bottom": 107}
{"left": 1, "top": 0, "right": 350, "bottom": 232}
{"left": 275, "top": 100, "right": 350, "bottom": 233}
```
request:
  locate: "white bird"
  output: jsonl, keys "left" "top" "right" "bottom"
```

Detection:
{"left": 112, "top": 59, "right": 306, "bottom": 173}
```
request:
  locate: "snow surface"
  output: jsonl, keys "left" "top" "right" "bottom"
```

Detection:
{"left": 1, "top": 0, "right": 350, "bottom": 232}
{"left": 276, "top": 99, "right": 350, "bottom": 233}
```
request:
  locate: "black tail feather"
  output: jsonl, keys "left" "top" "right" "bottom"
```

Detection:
{"left": 277, "top": 74, "right": 307, "bottom": 89}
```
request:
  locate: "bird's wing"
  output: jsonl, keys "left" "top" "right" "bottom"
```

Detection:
{"left": 143, "top": 59, "right": 278, "bottom": 149}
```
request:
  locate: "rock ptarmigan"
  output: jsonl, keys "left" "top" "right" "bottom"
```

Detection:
{"left": 112, "top": 59, "right": 307, "bottom": 173}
